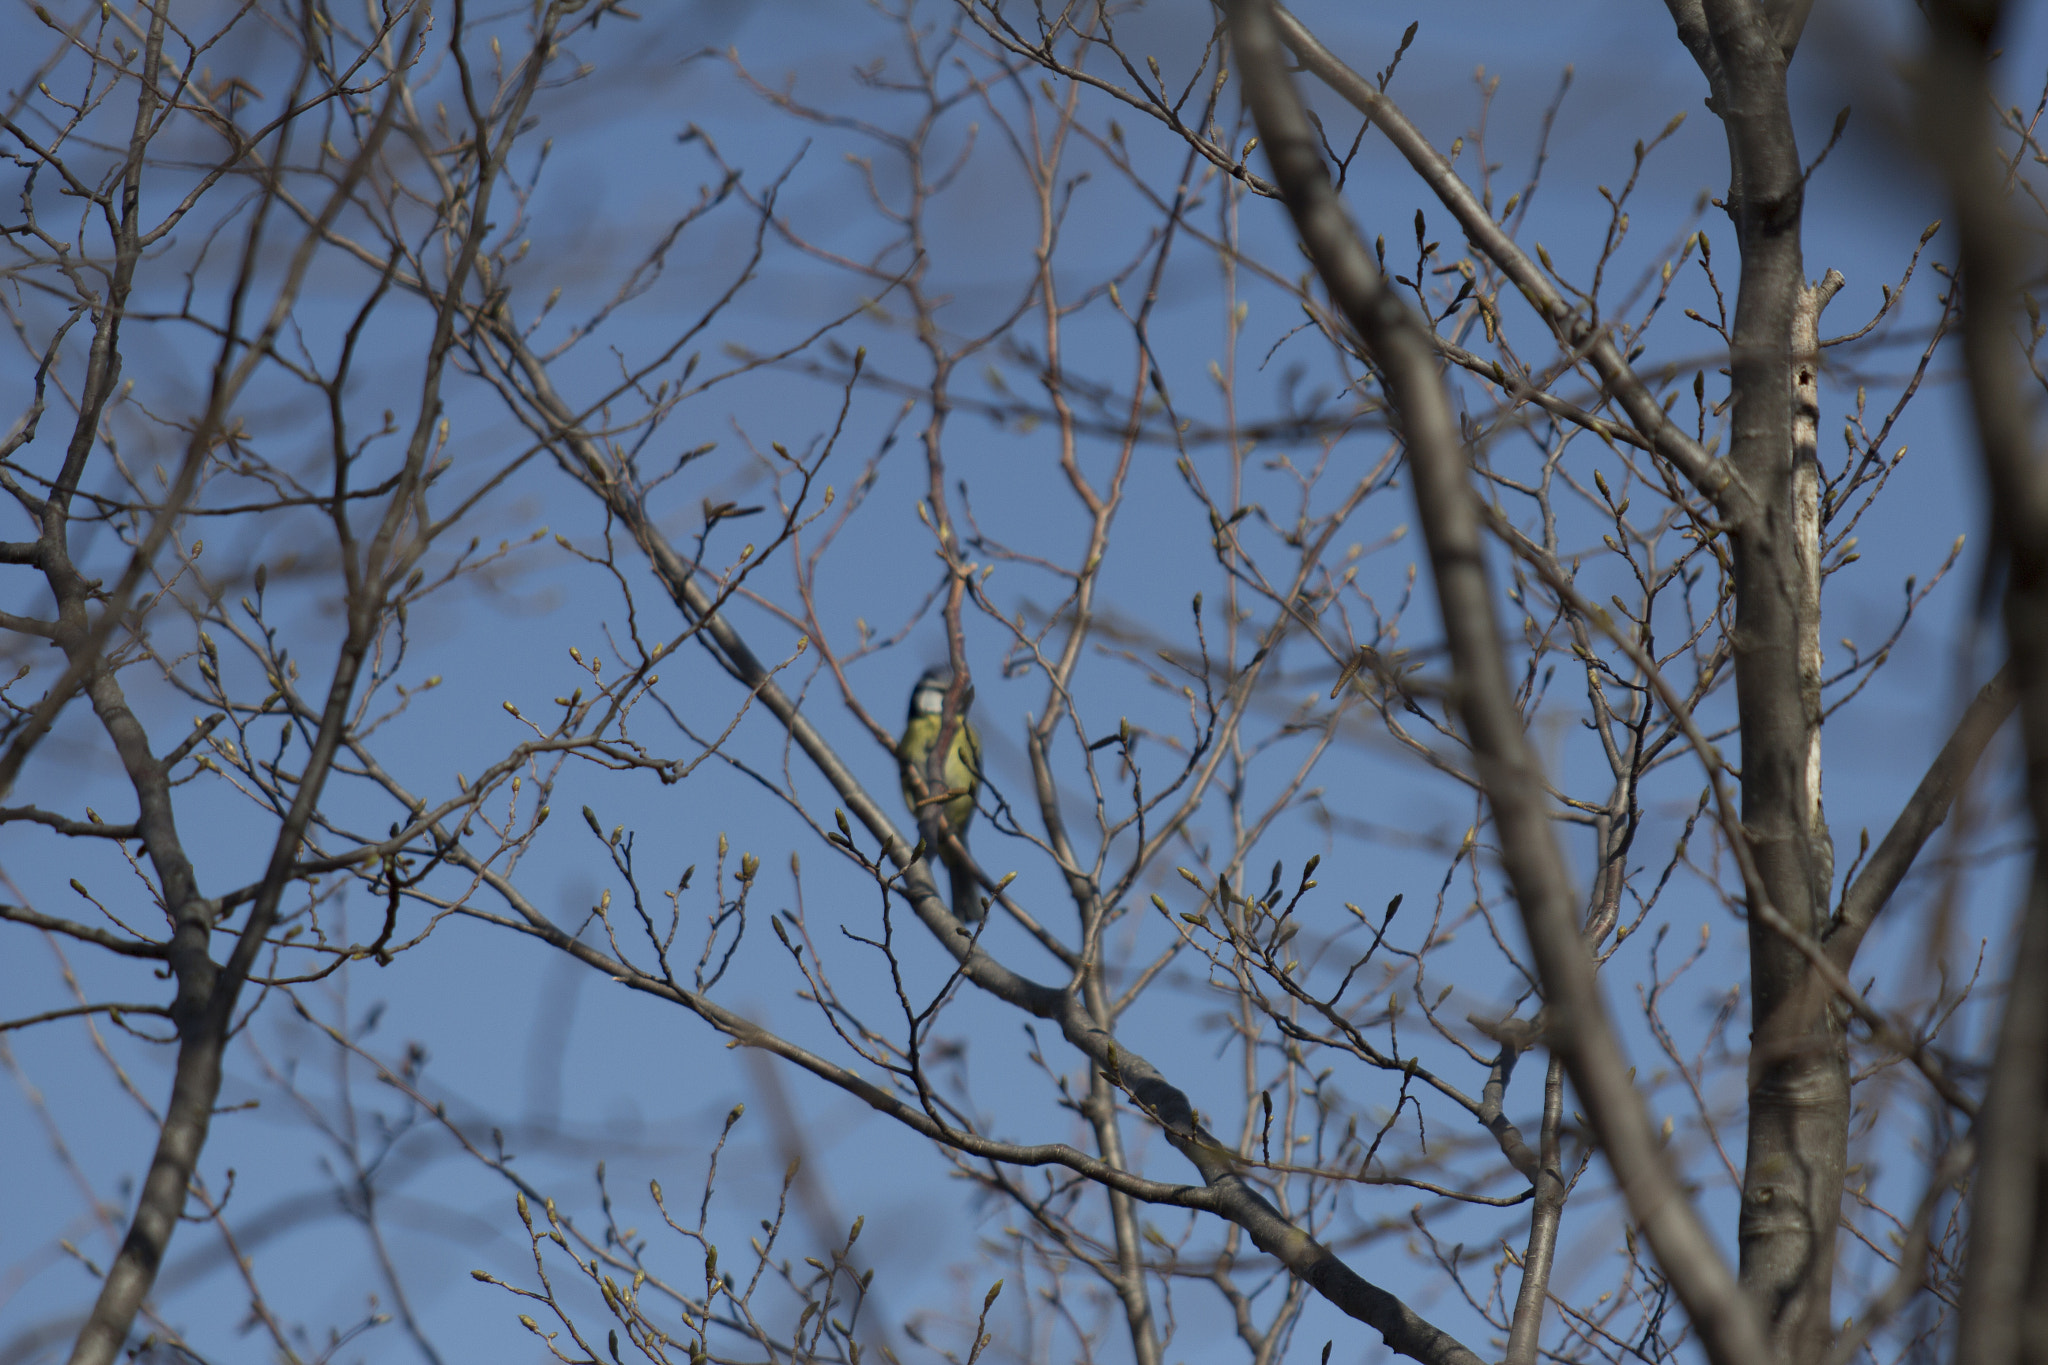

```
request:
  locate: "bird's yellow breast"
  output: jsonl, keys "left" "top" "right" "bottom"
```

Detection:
{"left": 897, "top": 714, "right": 981, "bottom": 834}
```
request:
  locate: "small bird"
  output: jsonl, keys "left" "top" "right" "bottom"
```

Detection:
{"left": 896, "top": 665, "right": 984, "bottom": 920}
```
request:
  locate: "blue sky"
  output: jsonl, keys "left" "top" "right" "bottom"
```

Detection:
{"left": 4, "top": 0, "right": 2045, "bottom": 1361}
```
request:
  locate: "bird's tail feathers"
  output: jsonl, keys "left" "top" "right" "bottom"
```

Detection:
{"left": 949, "top": 853, "right": 984, "bottom": 923}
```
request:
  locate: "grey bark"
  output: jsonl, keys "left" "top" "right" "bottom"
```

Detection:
{"left": 1503, "top": 1054, "right": 1566, "bottom": 1365}
{"left": 1663, "top": 2, "right": 1846, "bottom": 1356}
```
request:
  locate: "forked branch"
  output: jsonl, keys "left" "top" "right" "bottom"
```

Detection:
{"left": 1222, "top": 4, "right": 1772, "bottom": 1363}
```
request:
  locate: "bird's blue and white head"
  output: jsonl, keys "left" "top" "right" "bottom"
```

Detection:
{"left": 909, "top": 665, "right": 969, "bottom": 718}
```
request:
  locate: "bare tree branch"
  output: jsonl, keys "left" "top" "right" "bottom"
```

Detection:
{"left": 1829, "top": 662, "right": 2015, "bottom": 967}
{"left": 1268, "top": 3, "right": 1742, "bottom": 517}
{"left": 1221, "top": 5, "right": 1773, "bottom": 1364}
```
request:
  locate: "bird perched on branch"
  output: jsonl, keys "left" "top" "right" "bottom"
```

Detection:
{"left": 896, "top": 665, "right": 983, "bottom": 920}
